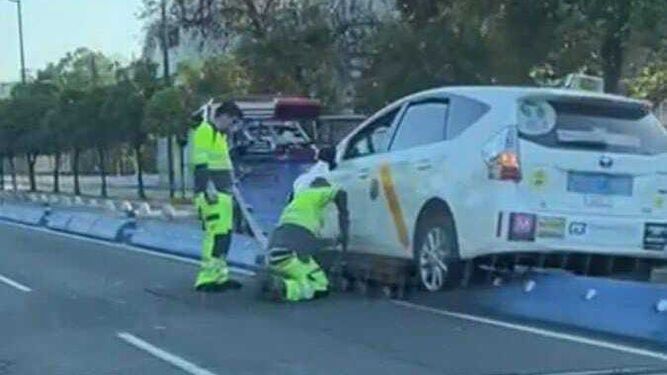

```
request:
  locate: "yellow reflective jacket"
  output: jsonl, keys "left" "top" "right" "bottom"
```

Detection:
{"left": 278, "top": 187, "right": 338, "bottom": 235}
{"left": 191, "top": 121, "right": 232, "bottom": 171}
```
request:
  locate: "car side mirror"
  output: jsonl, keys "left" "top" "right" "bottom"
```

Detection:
{"left": 317, "top": 146, "right": 337, "bottom": 170}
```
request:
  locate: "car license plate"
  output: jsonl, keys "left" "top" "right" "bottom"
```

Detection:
{"left": 567, "top": 172, "right": 633, "bottom": 196}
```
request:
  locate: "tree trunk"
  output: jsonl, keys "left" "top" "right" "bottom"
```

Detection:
{"left": 53, "top": 152, "right": 60, "bottom": 193}
{"left": 9, "top": 156, "right": 16, "bottom": 191}
{"left": 167, "top": 135, "right": 175, "bottom": 199}
{"left": 0, "top": 155, "right": 4, "bottom": 190}
{"left": 26, "top": 154, "right": 37, "bottom": 192}
{"left": 178, "top": 141, "right": 186, "bottom": 199}
{"left": 601, "top": 34, "right": 624, "bottom": 94}
{"left": 600, "top": 2, "right": 630, "bottom": 94}
{"left": 134, "top": 142, "right": 146, "bottom": 200}
{"left": 73, "top": 149, "right": 81, "bottom": 195}
{"left": 98, "top": 146, "right": 108, "bottom": 198}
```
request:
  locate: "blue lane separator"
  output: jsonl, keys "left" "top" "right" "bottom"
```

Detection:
{"left": 128, "top": 220, "right": 262, "bottom": 271}
{"left": 0, "top": 199, "right": 263, "bottom": 271}
{"left": 0, "top": 203, "right": 47, "bottom": 225}
{"left": 448, "top": 271, "right": 667, "bottom": 349}
{"left": 45, "top": 209, "right": 135, "bottom": 242}
{"left": 46, "top": 210, "right": 73, "bottom": 231}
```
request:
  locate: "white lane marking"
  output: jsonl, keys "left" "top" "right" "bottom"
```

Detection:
{"left": 0, "top": 273, "right": 32, "bottom": 292}
{"left": 0, "top": 221, "right": 255, "bottom": 277}
{"left": 117, "top": 332, "right": 219, "bottom": 375}
{"left": 392, "top": 300, "right": 667, "bottom": 361}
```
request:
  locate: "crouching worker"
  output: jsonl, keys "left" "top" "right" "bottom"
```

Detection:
{"left": 264, "top": 177, "right": 349, "bottom": 302}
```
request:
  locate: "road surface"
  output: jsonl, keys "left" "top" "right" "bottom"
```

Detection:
{"left": 1, "top": 223, "right": 665, "bottom": 375}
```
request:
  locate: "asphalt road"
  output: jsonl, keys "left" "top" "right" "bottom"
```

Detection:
{"left": 1, "top": 223, "right": 666, "bottom": 375}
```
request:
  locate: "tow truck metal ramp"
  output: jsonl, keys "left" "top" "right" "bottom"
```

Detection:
{"left": 231, "top": 95, "right": 319, "bottom": 237}
{"left": 237, "top": 160, "right": 313, "bottom": 236}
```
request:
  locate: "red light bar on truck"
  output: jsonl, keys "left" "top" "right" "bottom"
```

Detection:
{"left": 274, "top": 97, "right": 321, "bottom": 121}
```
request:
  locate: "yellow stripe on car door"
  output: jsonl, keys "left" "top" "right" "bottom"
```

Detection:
{"left": 379, "top": 164, "right": 410, "bottom": 252}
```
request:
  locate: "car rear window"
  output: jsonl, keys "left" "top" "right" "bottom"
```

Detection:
{"left": 518, "top": 98, "right": 667, "bottom": 156}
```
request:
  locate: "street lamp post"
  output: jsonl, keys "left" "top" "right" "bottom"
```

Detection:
{"left": 8, "top": 0, "right": 26, "bottom": 83}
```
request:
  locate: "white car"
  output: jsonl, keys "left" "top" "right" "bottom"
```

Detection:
{"left": 294, "top": 86, "right": 667, "bottom": 291}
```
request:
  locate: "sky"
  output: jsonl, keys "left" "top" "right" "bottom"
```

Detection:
{"left": 1, "top": 0, "right": 144, "bottom": 83}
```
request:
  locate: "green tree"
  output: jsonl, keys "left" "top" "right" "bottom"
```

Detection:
{"left": 357, "top": 1, "right": 493, "bottom": 111}
{"left": 0, "top": 100, "right": 11, "bottom": 190}
{"left": 628, "top": 62, "right": 667, "bottom": 105}
{"left": 177, "top": 56, "right": 250, "bottom": 107}
{"left": 45, "top": 48, "right": 116, "bottom": 196}
{"left": 102, "top": 63, "right": 155, "bottom": 199}
{"left": 146, "top": 1, "right": 342, "bottom": 107}
{"left": 544, "top": 0, "right": 667, "bottom": 93}
{"left": 5, "top": 82, "right": 59, "bottom": 191}
{"left": 121, "top": 59, "right": 161, "bottom": 199}
{"left": 234, "top": 1, "right": 340, "bottom": 107}
{"left": 143, "top": 86, "right": 188, "bottom": 198}
{"left": 48, "top": 47, "right": 116, "bottom": 90}
{"left": 40, "top": 105, "right": 67, "bottom": 193}
{"left": 57, "top": 88, "right": 89, "bottom": 195}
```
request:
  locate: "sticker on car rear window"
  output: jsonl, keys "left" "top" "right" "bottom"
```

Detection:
{"left": 518, "top": 100, "right": 556, "bottom": 136}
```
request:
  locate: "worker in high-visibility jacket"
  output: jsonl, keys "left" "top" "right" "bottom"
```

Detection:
{"left": 191, "top": 100, "right": 243, "bottom": 292}
{"left": 264, "top": 176, "right": 349, "bottom": 302}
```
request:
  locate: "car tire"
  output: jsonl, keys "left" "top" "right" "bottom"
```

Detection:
{"left": 414, "top": 211, "right": 462, "bottom": 291}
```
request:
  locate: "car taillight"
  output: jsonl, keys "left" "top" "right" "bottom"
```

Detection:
{"left": 496, "top": 151, "right": 521, "bottom": 181}
{"left": 482, "top": 126, "right": 521, "bottom": 182}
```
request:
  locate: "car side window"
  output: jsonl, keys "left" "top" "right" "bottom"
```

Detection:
{"left": 344, "top": 108, "right": 399, "bottom": 159}
{"left": 447, "top": 95, "right": 490, "bottom": 139}
{"left": 390, "top": 100, "right": 448, "bottom": 151}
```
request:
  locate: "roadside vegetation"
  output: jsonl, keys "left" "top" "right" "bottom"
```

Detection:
{"left": 1, "top": 0, "right": 667, "bottom": 199}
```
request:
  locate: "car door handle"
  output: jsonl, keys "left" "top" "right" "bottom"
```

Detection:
{"left": 357, "top": 169, "right": 370, "bottom": 179}
{"left": 415, "top": 159, "right": 432, "bottom": 171}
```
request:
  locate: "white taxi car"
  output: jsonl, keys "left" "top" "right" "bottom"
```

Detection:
{"left": 294, "top": 86, "right": 667, "bottom": 291}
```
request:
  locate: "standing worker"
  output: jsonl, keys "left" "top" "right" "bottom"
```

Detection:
{"left": 191, "top": 100, "right": 243, "bottom": 292}
{"left": 264, "top": 174, "right": 349, "bottom": 302}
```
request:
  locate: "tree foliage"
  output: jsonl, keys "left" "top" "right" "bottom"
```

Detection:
{"left": 144, "top": 86, "right": 189, "bottom": 138}
{"left": 2, "top": 0, "right": 667, "bottom": 197}
{"left": 177, "top": 55, "right": 250, "bottom": 107}
{"left": 628, "top": 62, "right": 667, "bottom": 105}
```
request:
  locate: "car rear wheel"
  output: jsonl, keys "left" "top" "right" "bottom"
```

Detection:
{"left": 414, "top": 212, "right": 461, "bottom": 291}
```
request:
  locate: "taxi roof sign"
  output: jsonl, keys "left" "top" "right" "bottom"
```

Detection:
{"left": 562, "top": 73, "right": 605, "bottom": 93}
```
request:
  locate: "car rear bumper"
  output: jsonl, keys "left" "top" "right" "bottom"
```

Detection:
{"left": 469, "top": 210, "right": 667, "bottom": 259}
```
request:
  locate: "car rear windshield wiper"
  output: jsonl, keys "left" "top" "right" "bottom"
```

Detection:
{"left": 555, "top": 138, "right": 609, "bottom": 149}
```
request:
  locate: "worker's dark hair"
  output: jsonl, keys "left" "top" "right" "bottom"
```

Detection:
{"left": 310, "top": 177, "right": 331, "bottom": 188}
{"left": 214, "top": 101, "right": 243, "bottom": 119}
